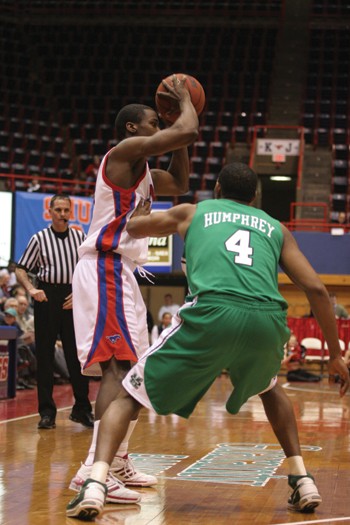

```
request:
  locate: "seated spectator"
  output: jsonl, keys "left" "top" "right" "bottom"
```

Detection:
{"left": 157, "top": 293, "right": 180, "bottom": 322}
{"left": 2, "top": 297, "right": 20, "bottom": 323}
{"left": 282, "top": 333, "right": 321, "bottom": 382}
{"left": 27, "top": 176, "right": 41, "bottom": 193}
{"left": 0, "top": 307, "right": 36, "bottom": 390}
{"left": 3, "top": 297, "right": 18, "bottom": 311}
{"left": 0, "top": 269, "right": 11, "bottom": 311}
{"left": 329, "top": 293, "right": 349, "bottom": 319}
{"left": 7, "top": 260, "right": 18, "bottom": 291}
{"left": 11, "top": 283, "right": 31, "bottom": 298}
{"left": 11, "top": 284, "right": 28, "bottom": 298}
{"left": 16, "top": 296, "right": 33, "bottom": 328}
{"left": 330, "top": 211, "right": 348, "bottom": 235}
{"left": 0, "top": 307, "right": 18, "bottom": 325}
{"left": 331, "top": 211, "right": 347, "bottom": 225}
{"left": 151, "top": 312, "right": 172, "bottom": 345}
{"left": 16, "top": 295, "right": 35, "bottom": 347}
{"left": 11, "top": 285, "right": 34, "bottom": 315}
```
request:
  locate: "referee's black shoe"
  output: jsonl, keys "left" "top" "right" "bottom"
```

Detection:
{"left": 38, "top": 415, "right": 56, "bottom": 429}
{"left": 69, "top": 410, "right": 94, "bottom": 428}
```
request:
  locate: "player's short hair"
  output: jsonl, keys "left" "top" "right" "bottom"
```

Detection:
{"left": 115, "top": 104, "right": 153, "bottom": 140}
{"left": 217, "top": 162, "right": 257, "bottom": 203}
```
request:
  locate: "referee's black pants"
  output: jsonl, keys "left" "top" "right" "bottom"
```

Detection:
{"left": 34, "top": 282, "right": 92, "bottom": 418}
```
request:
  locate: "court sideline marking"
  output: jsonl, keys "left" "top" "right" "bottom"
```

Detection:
{"left": 0, "top": 402, "right": 95, "bottom": 424}
{"left": 273, "top": 517, "right": 350, "bottom": 525}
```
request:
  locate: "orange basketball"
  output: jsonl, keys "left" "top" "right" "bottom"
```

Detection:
{"left": 155, "top": 73, "right": 206, "bottom": 123}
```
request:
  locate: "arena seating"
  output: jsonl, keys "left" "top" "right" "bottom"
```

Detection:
{"left": 300, "top": 23, "right": 350, "bottom": 219}
{"left": 0, "top": 13, "right": 279, "bottom": 199}
{"left": 1, "top": 0, "right": 350, "bottom": 217}
{"left": 311, "top": 0, "right": 350, "bottom": 17}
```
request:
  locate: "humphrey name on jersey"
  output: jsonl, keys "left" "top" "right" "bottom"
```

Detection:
{"left": 203, "top": 212, "right": 276, "bottom": 238}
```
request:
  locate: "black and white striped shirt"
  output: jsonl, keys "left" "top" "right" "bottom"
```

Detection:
{"left": 17, "top": 227, "right": 86, "bottom": 284}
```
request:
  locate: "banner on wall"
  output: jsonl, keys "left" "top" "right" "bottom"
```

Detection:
{"left": 0, "top": 192, "right": 13, "bottom": 266}
{"left": 145, "top": 202, "right": 173, "bottom": 273}
{"left": 13, "top": 192, "right": 173, "bottom": 272}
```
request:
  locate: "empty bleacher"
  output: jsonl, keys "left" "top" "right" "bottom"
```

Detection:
{"left": 0, "top": 4, "right": 281, "bottom": 198}
{"left": 1, "top": 0, "right": 350, "bottom": 218}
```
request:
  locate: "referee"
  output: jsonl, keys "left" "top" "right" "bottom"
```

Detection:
{"left": 15, "top": 194, "right": 93, "bottom": 430}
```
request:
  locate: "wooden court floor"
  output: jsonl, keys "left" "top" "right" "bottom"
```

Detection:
{"left": 1, "top": 375, "right": 350, "bottom": 525}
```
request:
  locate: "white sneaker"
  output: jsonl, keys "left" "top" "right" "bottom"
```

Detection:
{"left": 69, "top": 463, "right": 141, "bottom": 504}
{"left": 66, "top": 478, "right": 107, "bottom": 520}
{"left": 288, "top": 474, "right": 322, "bottom": 512}
{"left": 110, "top": 454, "right": 158, "bottom": 487}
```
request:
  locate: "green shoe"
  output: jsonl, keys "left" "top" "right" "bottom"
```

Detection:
{"left": 66, "top": 478, "right": 107, "bottom": 521}
{"left": 288, "top": 473, "right": 322, "bottom": 513}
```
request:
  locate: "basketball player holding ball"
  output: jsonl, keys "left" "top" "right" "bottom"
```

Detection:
{"left": 67, "top": 74, "right": 199, "bottom": 513}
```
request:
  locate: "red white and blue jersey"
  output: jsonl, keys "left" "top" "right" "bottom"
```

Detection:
{"left": 78, "top": 149, "right": 154, "bottom": 264}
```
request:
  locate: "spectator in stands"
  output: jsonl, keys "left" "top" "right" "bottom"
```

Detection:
{"left": 16, "top": 295, "right": 35, "bottom": 343}
{"left": 11, "top": 284, "right": 29, "bottom": 298}
{"left": 151, "top": 311, "right": 172, "bottom": 344}
{"left": 330, "top": 211, "right": 348, "bottom": 235}
{"left": 158, "top": 293, "right": 180, "bottom": 322}
{"left": 329, "top": 293, "right": 349, "bottom": 319}
{"left": 3, "top": 297, "right": 19, "bottom": 311}
{"left": 331, "top": 211, "right": 347, "bottom": 225}
{"left": 4, "top": 296, "right": 34, "bottom": 349}
{"left": 282, "top": 333, "right": 321, "bottom": 382}
{"left": 0, "top": 306, "right": 35, "bottom": 390}
{"left": 11, "top": 284, "right": 34, "bottom": 315}
{"left": 2, "top": 297, "right": 24, "bottom": 338}
{"left": 27, "top": 176, "right": 41, "bottom": 193}
{"left": 7, "top": 260, "right": 18, "bottom": 290}
{"left": 0, "top": 306, "right": 18, "bottom": 324}
{"left": 0, "top": 269, "right": 11, "bottom": 311}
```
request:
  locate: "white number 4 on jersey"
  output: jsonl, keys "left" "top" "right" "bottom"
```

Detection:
{"left": 225, "top": 230, "right": 253, "bottom": 266}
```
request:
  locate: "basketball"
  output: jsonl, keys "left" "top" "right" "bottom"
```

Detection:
{"left": 155, "top": 73, "right": 206, "bottom": 123}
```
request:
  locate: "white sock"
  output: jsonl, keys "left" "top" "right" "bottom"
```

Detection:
{"left": 287, "top": 455, "right": 307, "bottom": 476}
{"left": 91, "top": 461, "right": 109, "bottom": 484}
{"left": 114, "top": 420, "right": 138, "bottom": 458}
{"left": 85, "top": 420, "right": 100, "bottom": 466}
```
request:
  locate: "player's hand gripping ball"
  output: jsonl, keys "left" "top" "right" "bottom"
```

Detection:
{"left": 155, "top": 73, "right": 206, "bottom": 123}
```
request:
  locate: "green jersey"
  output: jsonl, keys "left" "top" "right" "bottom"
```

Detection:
{"left": 184, "top": 199, "right": 287, "bottom": 309}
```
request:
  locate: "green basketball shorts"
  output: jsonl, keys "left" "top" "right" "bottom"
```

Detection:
{"left": 122, "top": 295, "right": 290, "bottom": 418}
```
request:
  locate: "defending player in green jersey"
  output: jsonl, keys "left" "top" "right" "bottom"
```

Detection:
{"left": 67, "top": 162, "right": 349, "bottom": 520}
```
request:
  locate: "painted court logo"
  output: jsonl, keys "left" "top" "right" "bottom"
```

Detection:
{"left": 129, "top": 373, "right": 143, "bottom": 389}
{"left": 106, "top": 334, "right": 121, "bottom": 344}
